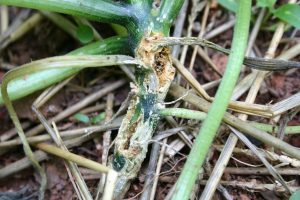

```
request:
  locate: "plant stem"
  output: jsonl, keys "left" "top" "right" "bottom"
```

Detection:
{"left": 160, "top": 108, "right": 300, "bottom": 134}
{"left": 160, "top": 108, "right": 207, "bottom": 121}
{"left": 127, "top": 0, "right": 151, "bottom": 5}
{"left": 127, "top": 0, "right": 151, "bottom": 11}
{"left": 105, "top": 1, "right": 186, "bottom": 197}
{"left": 168, "top": 84, "right": 300, "bottom": 165}
{"left": 0, "top": 0, "right": 132, "bottom": 25}
{"left": 41, "top": 11, "right": 79, "bottom": 42}
{"left": 153, "top": 0, "right": 185, "bottom": 35}
{"left": 35, "top": 143, "right": 110, "bottom": 173}
{"left": 172, "top": 1, "right": 252, "bottom": 199}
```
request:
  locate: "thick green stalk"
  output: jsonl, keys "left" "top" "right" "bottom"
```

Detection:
{"left": 130, "top": 0, "right": 184, "bottom": 40}
{"left": 127, "top": 0, "right": 151, "bottom": 9}
{"left": 127, "top": 0, "right": 151, "bottom": 4}
{"left": 172, "top": 1, "right": 252, "bottom": 199}
{"left": 0, "top": 36, "right": 130, "bottom": 104}
{"left": 152, "top": 0, "right": 185, "bottom": 35}
{"left": 158, "top": 0, "right": 185, "bottom": 25}
{"left": 0, "top": 0, "right": 132, "bottom": 25}
{"left": 108, "top": 1, "right": 186, "bottom": 198}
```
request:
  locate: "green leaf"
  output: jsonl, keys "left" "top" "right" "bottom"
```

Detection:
{"left": 91, "top": 112, "right": 106, "bottom": 124}
{"left": 290, "top": 190, "right": 300, "bottom": 200}
{"left": 273, "top": 4, "right": 300, "bottom": 30}
{"left": 218, "top": 0, "right": 237, "bottom": 13}
{"left": 74, "top": 113, "right": 90, "bottom": 123}
{"left": 111, "top": 24, "right": 128, "bottom": 36}
{"left": 76, "top": 25, "right": 94, "bottom": 44}
{"left": 257, "top": 0, "right": 275, "bottom": 9}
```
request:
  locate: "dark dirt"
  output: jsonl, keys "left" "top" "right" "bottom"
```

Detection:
{"left": 1, "top": 4, "right": 300, "bottom": 200}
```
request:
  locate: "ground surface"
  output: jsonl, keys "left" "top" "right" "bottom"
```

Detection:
{"left": 0, "top": 2, "right": 300, "bottom": 200}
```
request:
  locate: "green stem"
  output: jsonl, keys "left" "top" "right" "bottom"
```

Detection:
{"left": 248, "top": 122, "right": 300, "bottom": 135}
{"left": 0, "top": 0, "right": 132, "bottom": 25}
{"left": 0, "top": 36, "right": 130, "bottom": 104}
{"left": 127, "top": 0, "right": 151, "bottom": 4}
{"left": 160, "top": 108, "right": 207, "bottom": 121}
{"left": 41, "top": 11, "right": 79, "bottom": 42}
{"left": 153, "top": 0, "right": 184, "bottom": 35}
{"left": 160, "top": 108, "right": 300, "bottom": 134}
{"left": 172, "top": 1, "right": 252, "bottom": 199}
{"left": 169, "top": 84, "right": 300, "bottom": 163}
{"left": 127, "top": 0, "right": 151, "bottom": 8}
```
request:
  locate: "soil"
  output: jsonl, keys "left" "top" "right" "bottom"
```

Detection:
{"left": 0, "top": 3, "right": 300, "bottom": 200}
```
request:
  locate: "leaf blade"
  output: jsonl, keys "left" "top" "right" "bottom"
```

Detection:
{"left": 217, "top": 0, "right": 237, "bottom": 12}
{"left": 257, "top": 0, "right": 275, "bottom": 9}
{"left": 76, "top": 25, "right": 94, "bottom": 44}
{"left": 273, "top": 4, "right": 300, "bottom": 29}
{"left": 74, "top": 113, "right": 90, "bottom": 124}
{"left": 290, "top": 190, "right": 300, "bottom": 200}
